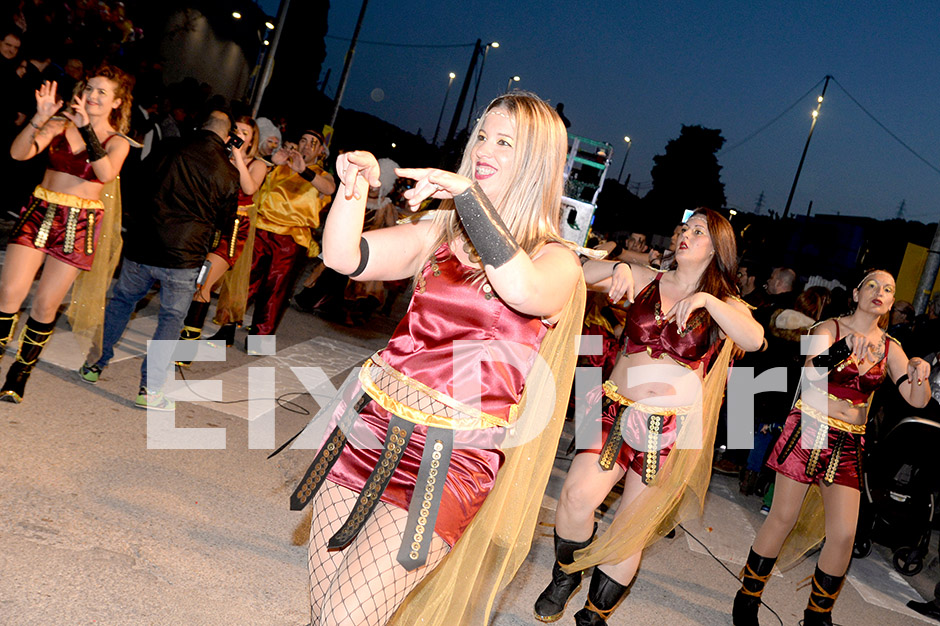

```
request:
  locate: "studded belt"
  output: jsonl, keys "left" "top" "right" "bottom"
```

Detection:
{"left": 291, "top": 355, "right": 503, "bottom": 571}
{"left": 776, "top": 400, "right": 865, "bottom": 486}
{"left": 598, "top": 380, "right": 692, "bottom": 484}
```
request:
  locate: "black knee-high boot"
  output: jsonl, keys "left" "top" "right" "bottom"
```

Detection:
{"left": 533, "top": 524, "right": 597, "bottom": 622}
{"left": 803, "top": 565, "right": 845, "bottom": 626}
{"left": 0, "top": 310, "right": 18, "bottom": 364}
{"left": 732, "top": 548, "right": 777, "bottom": 625}
{"left": 176, "top": 300, "right": 210, "bottom": 367}
{"left": 573, "top": 567, "right": 631, "bottom": 625}
{"left": 0, "top": 316, "right": 55, "bottom": 403}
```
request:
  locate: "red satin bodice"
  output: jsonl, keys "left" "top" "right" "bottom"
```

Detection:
{"left": 623, "top": 274, "right": 717, "bottom": 369}
{"left": 47, "top": 132, "right": 113, "bottom": 183}
{"left": 826, "top": 318, "right": 889, "bottom": 404}
{"left": 380, "top": 243, "right": 548, "bottom": 420}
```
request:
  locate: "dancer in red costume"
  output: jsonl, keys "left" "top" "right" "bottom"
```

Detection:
{"left": 293, "top": 92, "right": 584, "bottom": 626}
{"left": 732, "top": 269, "right": 930, "bottom": 626}
{"left": 0, "top": 65, "right": 132, "bottom": 403}
{"left": 535, "top": 209, "right": 763, "bottom": 625}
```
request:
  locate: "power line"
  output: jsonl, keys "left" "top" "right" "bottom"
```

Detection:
{"left": 325, "top": 34, "right": 476, "bottom": 49}
{"left": 830, "top": 76, "right": 940, "bottom": 178}
{"left": 719, "top": 77, "right": 825, "bottom": 156}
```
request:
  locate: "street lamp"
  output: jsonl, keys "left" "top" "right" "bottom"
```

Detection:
{"left": 432, "top": 72, "right": 457, "bottom": 145}
{"left": 618, "top": 136, "right": 632, "bottom": 183}
{"left": 465, "top": 41, "right": 499, "bottom": 130}
{"left": 506, "top": 75, "right": 520, "bottom": 93}
{"left": 232, "top": 11, "right": 242, "bottom": 19}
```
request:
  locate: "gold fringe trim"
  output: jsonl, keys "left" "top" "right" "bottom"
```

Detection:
{"left": 32, "top": 185, "right": 105, "bottom": 210}
{"left": 358, "top": 354, "right": 517, "bottom": 430}
{"left": 795, "top": 399, "right": 866, "bottom": 434}
{"left": 601, "top": 380, "right": 694, "bottom": 415}
{"left": 806, "top": 383, "right": 871, "bottom": 408}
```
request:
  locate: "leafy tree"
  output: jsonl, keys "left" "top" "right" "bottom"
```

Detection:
{"left": 644, "top": 125, "right": 727, "bottom": 217}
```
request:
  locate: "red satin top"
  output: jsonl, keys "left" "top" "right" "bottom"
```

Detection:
{"left": 825, "top": 318, "right": 889, "bottom": 404}
{"left": 623, "top": 273, "right": 718, "bottom": 370}
{"left": 326, "top": 243, "right": 550, "bottom": 544}
{"left": 47, "top": 132, "right": 114, "bottom": 183}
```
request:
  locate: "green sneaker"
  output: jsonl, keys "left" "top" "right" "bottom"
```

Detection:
{"left": 78, "top": 363, "right": 102, "bottom": 384}
{"left": 135, "top": 386, "right": 175, "bottom": 411}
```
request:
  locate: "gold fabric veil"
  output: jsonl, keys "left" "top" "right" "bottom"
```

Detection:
{"left": 775, "top": 485, "right": 826, "bottom": 569}
{"left": 67, "top": 178, "right": 123, "bottom": 362}
{"left": 388, "top": 276, "right": 586, "bottom": 626}
{"left": 213, "top": 203, "right": 259, "bottom": 325}
{"left": 566, "top": 339, "right": 735, "bottom": 572}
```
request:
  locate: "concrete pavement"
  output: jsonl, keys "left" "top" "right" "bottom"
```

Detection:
{"left": 1, "top": 295, "right": 937, "bottom": 625}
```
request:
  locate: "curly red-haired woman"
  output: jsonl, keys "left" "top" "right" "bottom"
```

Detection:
{"left": 0, "top": 64, "right": 133, "bottom": 403}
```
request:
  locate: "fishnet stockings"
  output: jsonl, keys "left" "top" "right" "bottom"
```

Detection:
{"left": 308, "top": 481, "right": 451, "bottom": 626}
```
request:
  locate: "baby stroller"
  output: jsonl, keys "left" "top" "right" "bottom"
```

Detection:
{"left": 853, "top": 415, "right": 940, "bottom": 576}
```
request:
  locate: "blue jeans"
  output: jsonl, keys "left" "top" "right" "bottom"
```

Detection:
{"left": 93, "top": 259, "right": 199, "bottom": 392}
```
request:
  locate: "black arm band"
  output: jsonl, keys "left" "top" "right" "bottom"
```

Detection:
{"left": 298, "top": 167, "right": 317, "bottom": 184}
{"left": 77, "top": 124, "right": 107, "bottom": 161}
{"left": 348, "top": 237, "right": 370, "bottom": 278}
{"left": 895, "top": 374, "right": 909, "bottom": 388}
{"left": 452, "top": 182, "right": 520, "bottom": 268}
{"left": 809, "top": 337, "right": 852, "bottom": 370}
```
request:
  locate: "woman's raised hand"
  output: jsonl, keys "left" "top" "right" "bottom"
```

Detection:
{"left": 61, "top": 92, "right": 90, "bottom": 128}
{"left": 666, "top": 292, "right": 713, "bottom": 333}
{"left": 337, "top": 151, "right": 382, "bottom": 200}
{"left": 395, "top": 167, "right": 472, "bottom": 210}
{"left": 844, "top": 332, "right": 873, "bottom": 363}
{"left": 608, "top": 263, "right": 635, "bottom": 304}
{"left": 33, "top": 81, "right": 62, "bottom": 122}
{"left": 907, "top": 356, "right": 930, "bottom": 387}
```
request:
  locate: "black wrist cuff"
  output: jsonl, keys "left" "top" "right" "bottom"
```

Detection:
{"left": 895, "top": 374, "right": 910, "bottom": 388}
{"left": 452, "top": 182, "right": 520, "bottom": 268}
{"left": 299, "top": 167, "right": 317, "bottom": 183}
{"left": 810, "top": 337, "right": 852, "bottom": 370}
{"left": 348, "top": 237, "right": 370, "bottom": 278}
{"left": 78, "top": 124, "right": 107, "bottom": 161}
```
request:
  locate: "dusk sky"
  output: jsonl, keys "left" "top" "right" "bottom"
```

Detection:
{"left": 260, "top": 1, "right": 940, "bottom": 223}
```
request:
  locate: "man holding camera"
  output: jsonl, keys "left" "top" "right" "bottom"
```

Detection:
{"left": 78, "top": 109, "right": 240, "bottom": 410}
{"left": 245, "top": 129, "right": 334, "bottom": 343}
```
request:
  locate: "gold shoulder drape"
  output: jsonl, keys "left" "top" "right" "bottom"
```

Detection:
{"left": 67, "top": 178, "right": 123, "bottom": 362}
{"left": 388, "top": 276, "right": 586, "bottom": 625}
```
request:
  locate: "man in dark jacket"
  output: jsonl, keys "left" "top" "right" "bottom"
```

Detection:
{"left": 78, "top": 109, "right": 239, "bottom": 410}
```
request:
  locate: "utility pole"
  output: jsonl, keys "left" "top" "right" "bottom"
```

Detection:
{"left": 896, "top": 199, "right": 906, "bottom": 220}
{"left": 754, "top": 191, "right": 765, "bottom": 215}
{"left": 328, "top": 0, "right": 370, "bottom": 135}
{"left": 251, "top": 0, "right": 291, "bottom": 117}
{"left": 444, "top": 40, "right": 481, "bottom": 150}
{"left": 782, "top": 75, "right": 830, "bottom": 219}
{"left": 914, "top": 222, "right": 940, "bottom": 315}
{"left": 805, "top": 200, "right": 813, "bottom": 217}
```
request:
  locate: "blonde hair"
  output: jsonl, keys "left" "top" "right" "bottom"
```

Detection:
{"left": 422, "top": 92, "right": 568, "bottom": 280}
{"left": 234, "top": 115, "right": 259, "bottom": 159}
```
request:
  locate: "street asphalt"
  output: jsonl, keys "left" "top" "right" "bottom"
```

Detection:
{"left": 1, "top": 284, "right": 937, "bottom": 625}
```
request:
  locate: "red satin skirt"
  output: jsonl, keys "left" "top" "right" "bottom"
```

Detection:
{"left": 581, "top": 395, "right": 682, "bottom": 478}
{"left": 765, "top": 406, "right": 864, "bottom": 490}
{"left": 11, "top": 193, "right": 103, "bottom": 271}
{"left": 325, "top": 398, "right": 503, "bottom": 547}
{"left": 211, "top": 213, "right": 250, "bottom": 268}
